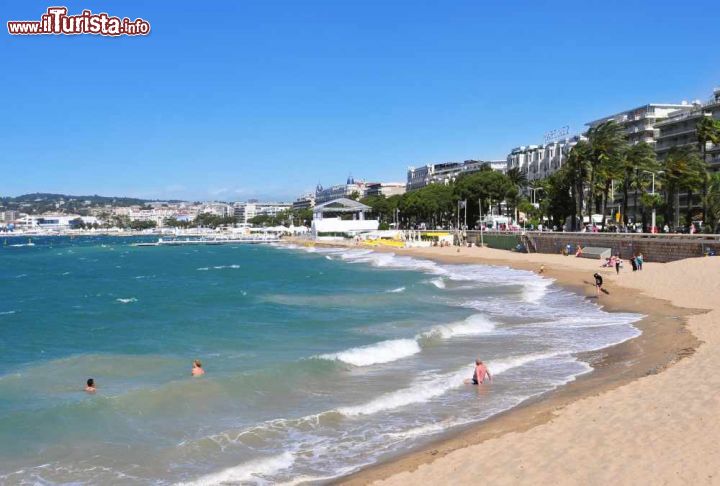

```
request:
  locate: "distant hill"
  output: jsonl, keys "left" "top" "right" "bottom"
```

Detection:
{"left": 0, "top": 193, "right": 185, "bottom": 215}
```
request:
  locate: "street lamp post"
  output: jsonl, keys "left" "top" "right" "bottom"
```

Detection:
{"left": 478, "top": 198, "right": 484, "bottom": 247}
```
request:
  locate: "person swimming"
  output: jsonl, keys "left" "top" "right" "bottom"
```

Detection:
{"left": 192, "top": 359, "right": 205, "bottom": 376}
{"left": 85, "top": 378, "right": 96, "bottom": 393}
{"left": 465, "top": 359, "right": 492, "bottom": 385}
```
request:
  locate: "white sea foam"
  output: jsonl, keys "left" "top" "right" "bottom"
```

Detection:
{"left": 116, "top": 298, "right": 137, "bottom": 304}
{"left": 523, "top": 279, "right": 554, "bottom": 303}
{"left": 179, "top": 452, "right": 294, "bottom": 486}
{"left": 337, "top": 352, "right": 560, "bottom": 417}
{"left": 319, "top": 314, "right": 497, "bottom": 367}
{"left": 197, "top": 267, "right": 210, "bottom": 271}
{"left": 0, "top": 310, "right": 17, "bottom": 316}
{"left": 421, "top": 314, "right": 496, "bottom": 339}
{"left": 319, "top": 339, "right": 421, "bottom": 367}
{"left": 386, "top": 286, "right": 406, "bottom": 293}
{"left": 428, "top": 277, "right": 446, "bottom": 289}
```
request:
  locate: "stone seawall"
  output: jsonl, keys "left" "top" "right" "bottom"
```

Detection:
{"left": 464, "top": 231, "right": 720, "bottom": 263}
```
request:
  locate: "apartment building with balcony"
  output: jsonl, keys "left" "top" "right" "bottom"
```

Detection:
{"left": 292, "top": 193, "right": 316, "bottom": 211}
{"left": 506, "top": 136, "right": 584, "bottom": 181}
{"left": 656, "top": 88, "right": 720, "bottom": 169}
{"left": 586, "top": 103, "right": 694, "bottom": 146}
{"left": 406, "top": 160, "right": 505, "bottom": 191}
{"left": 234, "top": 201, "right": 292, "bottom": 224}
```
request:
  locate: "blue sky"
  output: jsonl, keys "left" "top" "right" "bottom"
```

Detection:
{"left": 1, "top": 0, "right": 718, "bottom": 201}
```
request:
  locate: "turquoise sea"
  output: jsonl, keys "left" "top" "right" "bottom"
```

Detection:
{"left": 0, "top": 237, "right": 641, "bottom": 484}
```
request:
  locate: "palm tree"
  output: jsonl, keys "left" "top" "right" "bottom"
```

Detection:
{"left": 506, "top": 167, "right": 528, "bottom": 224}
{"left": 662, "top": 147, "right": 705, "bottom": 228}
{"left": 587, "top": 120, "right": 627, "bottom": 229}
{"left": 623, "top": 142, "right": 658, "bottom": 226}
{"left": 563, "top": 140, "right": 591, "bottom": 230}
{"left": 506, "top": 167, "right": 528, "bottom": 190}
{"left": 705, "top": 172, "right": 720, "bottom": 232}
{"left": 697, "top": 116, "right": 720, "bottom": 223}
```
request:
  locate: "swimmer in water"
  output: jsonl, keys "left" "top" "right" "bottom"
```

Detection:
{"left": 85, "top": 378, "right": 96, "bottom": 393}
{"left": 192, "top": 359, "right": 205, "bottom": 376}
{"left": 464, "top": 359, "right": 492, "bottom": 385}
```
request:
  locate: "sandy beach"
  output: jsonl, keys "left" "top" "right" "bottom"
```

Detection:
{"left": 307, "top": 242, "right": 720, "bottom": 485}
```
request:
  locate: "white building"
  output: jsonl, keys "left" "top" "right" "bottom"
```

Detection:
{"left": 315, "top": 177, "right": 370, "bottom": 204}
{"left": 586, "top": 102, "right": 694, "bottom": 146}
{"left": 16, "top": 214, "right": 98, "bottom": 230}
{"left": 506, "top": 136, "right": 585, "bottom": 181}
{"left": 292, "top": 193, "right": 316, "bottom": 210}
{"left": 406, "top": 160, "right": 506, "bottom": 191}
{"left": 199, "top": 203, "right": 234, "bottom": 218}
{"left": 364, "top": 182, "right": 406, "bottom": 198}
{"left": 311, "top": 198, "right": 379, "bottom": 237}
{"left": 124, "top": 208, "right": 174, "bottom": 227}
{"left": 234, "top": 201, "right": 292, "bottom": 224}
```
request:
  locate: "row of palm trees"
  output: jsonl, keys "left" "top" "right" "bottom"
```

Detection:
{"left": 524, "top": 116, "right": 720, "bottom": 232}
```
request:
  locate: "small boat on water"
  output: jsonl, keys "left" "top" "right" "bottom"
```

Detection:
{"left": 133, "top": 236, "right": 280, "bottom": 247}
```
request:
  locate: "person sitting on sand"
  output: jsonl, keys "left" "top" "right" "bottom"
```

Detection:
{"left": 192, "top": 359, "right": 205, "bottom": 376}
{"left": 465, "top": 359, "right": 492, "bottom": 385}
{"left": 85, "top": 378, "right": 96, "bottom": 393}
{"left": 594, "top": 272, "right": 603, "bottom": 296}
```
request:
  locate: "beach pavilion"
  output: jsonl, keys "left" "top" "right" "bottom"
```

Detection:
{"left": 311, "top": 198, "right": 379, "bottom": 238}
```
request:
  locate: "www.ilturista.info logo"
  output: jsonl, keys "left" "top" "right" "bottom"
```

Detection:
{"left": 7, "top": 7, "right": 150, "bottom": 36}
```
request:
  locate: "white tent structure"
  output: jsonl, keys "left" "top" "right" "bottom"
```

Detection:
{"left": 312, "top": 198, "right": 379, "bottom": 237}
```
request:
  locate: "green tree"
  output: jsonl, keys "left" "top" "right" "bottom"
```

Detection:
{"left": 562, "top": 140, "right": 591, "bottom": 230}
{"left": 360, "top": 195, "right": 392, "bottom": 223}
{"left": 622, "top": 142, "right": 658, "bottom": 227}
{"left": 662, "top": 147, "right": 705, "bottom": 228}
{"left": 541, "top": 171, "right": 574, "bottom": 229}
{"left": 454, "top": 171, "right": 513, "bottom": 226}
{"left": 704, "top": 172, "right": 720, "bottom": 232}
{"left": 506, "top": 167, "right": 527, "bottom": 191}
{"left": 697, "top": 116, "right": 720, "bottom": 222}
{"left": 400, "top": 184, "right": 454, "bottom": 227}
{"left": 587, "top": 120, "right": 627, "bottom": 229}
{"left": 129, "top": 220, "right": 157, "bottom": 230}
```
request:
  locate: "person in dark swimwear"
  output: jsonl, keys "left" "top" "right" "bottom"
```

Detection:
{"left": 465, "top": 359, "right": 492, "bottom": 385}
{"left": 594, "top": 272, "right": 603, "bottom": 296}
{"left": 85, "top": 378, "right": 96, "bottom": 393}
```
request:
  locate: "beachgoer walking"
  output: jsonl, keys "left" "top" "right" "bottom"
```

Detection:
{"left": 630, "top": 255, "right": 638, "bottom": 271}
{"left": 85, "top": 378, "right": 96, "bottom": 393}
{"left": 594, "top": 273, "right": 603, "bottom": 296}
{"left": 615, "top": 256, "right": 621, "bottom": 275}
{"left": 637, "top": 253, "right": 644, "bottom": 270}
{"left": 192, "top": 359, "right": 205, "bottom": 376}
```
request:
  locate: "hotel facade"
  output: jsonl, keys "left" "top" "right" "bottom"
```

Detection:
{"left": 406, "top": 160, "right": 506, "bottom": 192}
{"left": 506, "top": 136, "right": 585, "bottom": 182}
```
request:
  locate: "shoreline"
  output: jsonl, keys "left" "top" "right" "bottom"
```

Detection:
{"left": 285, "top": 241, "right": 710, "bottom": 485}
